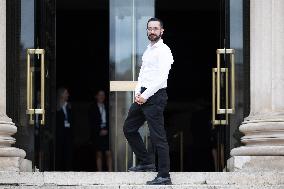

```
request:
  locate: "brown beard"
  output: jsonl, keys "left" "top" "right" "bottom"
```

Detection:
{"left": 148, "top": 33, "right": 162, "bottom": 42}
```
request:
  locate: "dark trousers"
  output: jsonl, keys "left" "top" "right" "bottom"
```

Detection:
{"left": 123, "top": 88, "right": 170, "bottom": 177}
{"left": 55, "top": 127, "right": 73, "bottom": 171}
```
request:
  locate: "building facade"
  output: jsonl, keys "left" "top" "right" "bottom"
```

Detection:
{"left": 0, "top": 0, "right": 283, "bottom": 172}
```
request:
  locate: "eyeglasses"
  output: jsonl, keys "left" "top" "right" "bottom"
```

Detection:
{"left": 146, "top": 27, "right": 161, "bottom": 32}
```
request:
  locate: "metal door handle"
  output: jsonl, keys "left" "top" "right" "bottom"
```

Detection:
{"left": 26, "top": 49, "right": 45, "bottom": 125}
{"left": 212, "top": 49, "right": 235, "bottom": 126}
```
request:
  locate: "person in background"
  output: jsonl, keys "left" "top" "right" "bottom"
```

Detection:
{"left": 88, "top": 90, "right": 112, "bottom": 171}
{"left": 56, "top": 87, "right": 73, "bottom": 171}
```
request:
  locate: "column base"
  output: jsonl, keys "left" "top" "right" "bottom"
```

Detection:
{"left": 0, "top": 116, "right": 28, "bottom": 172}
{"left": 0, "top": 157, "right": 32, "bottom": 171}
{"left": 231, "top": 146, "right": 284, "bottom": 156}
{"left": 0, "top": 147, "right": 26, "bottom": 157}
{"left": 228, "top": 156, "right": 284, "bottom": 171}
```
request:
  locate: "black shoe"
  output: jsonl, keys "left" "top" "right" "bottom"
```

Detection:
{"left": 128, "top": 164, "right": 156, "bottom": 172}
{"left": 146, "top": 176, "right": 172, "bottom": 185}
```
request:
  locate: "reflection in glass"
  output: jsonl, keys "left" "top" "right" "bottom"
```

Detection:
{"left": 109, "top": 0, "right": 154, "bottom": 171}
{"left": 15, "top": 0, "right": 35, "bottom": 166}
{"left": 229, "top": 0, "right": 244, "bottom": 150}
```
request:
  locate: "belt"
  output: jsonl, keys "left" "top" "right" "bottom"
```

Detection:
{"left": 140, "top": 87, "right": 166, "bottom": 93}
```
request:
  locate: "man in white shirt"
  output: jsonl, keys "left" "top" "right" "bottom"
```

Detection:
{"left": 123, "top": 18, "right": 174, "bottom": 185}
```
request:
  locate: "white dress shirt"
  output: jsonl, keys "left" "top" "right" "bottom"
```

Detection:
{"left": 97, "top": 102, "right": 106, "bottom": 128}
{"left": 62, "top": 102, "right": 68, "bottom": 118}
{"left": 62, "top": 102, "right": 70, "bottom": 128}
{"left": 135, "top": 39, "right": 174, "bottom": 100}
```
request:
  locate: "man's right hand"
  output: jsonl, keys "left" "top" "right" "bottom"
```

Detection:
{"left": 99, "top": 129, "right": 108, "bottom": 136}
{"left": 135, "top": 94, "right": 143, "bottom": 105}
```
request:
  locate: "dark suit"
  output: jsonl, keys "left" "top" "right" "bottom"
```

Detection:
{"left": 56, "top": 104, "right": 73, "bottom": 171}
{"left": 88, "top": 102, "right": 109, "bottom": 151}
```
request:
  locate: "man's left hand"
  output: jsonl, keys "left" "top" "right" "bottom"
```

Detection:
{"left": 100, "top": 129, "right": 108, "bottom": 136}
{"left": 137, "top": 96, "right": 147, "bottom": 104}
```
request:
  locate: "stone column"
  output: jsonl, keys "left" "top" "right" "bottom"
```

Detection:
{"left": 229, "top": 0, "right": 284, "bottom": 171}
{"left": 0, "top": 0, "right": 27, "bottom": 171}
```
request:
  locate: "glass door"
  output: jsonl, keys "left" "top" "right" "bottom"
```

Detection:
{"left": 6, "top": 0, "right": 56, "bottom": 171}
{"left": 108, "top": 0, "right": 248, "bottom": 172}
{"left": 33, "top": 0, "right": 56, "bottom": 171}
{"left": 212, "top": 0, "right": 249, "bottom": 171}
{"left": 109, "top": 0, "right": 154, "bottom": 171}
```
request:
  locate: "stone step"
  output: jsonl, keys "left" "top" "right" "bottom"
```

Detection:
{"left": 0, "top": 172, "right": 283, "bottom": 188}
{"left": 1, "top": 186, "right": 284, "bottom": 189}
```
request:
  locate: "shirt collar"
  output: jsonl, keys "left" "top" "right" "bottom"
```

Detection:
{"left": 147, "top": 39, "right": 163, "bottom": 49}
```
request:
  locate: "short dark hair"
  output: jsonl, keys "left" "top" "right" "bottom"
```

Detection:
{"left": 147, "top": 17, "right": 163, "bottom": 29}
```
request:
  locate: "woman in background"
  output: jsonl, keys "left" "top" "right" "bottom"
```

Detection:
{"left": 56, "top": 87, "right": 73, "bottom": 171}
{"left": 88, "top": 90, "right": 112, "bottom": 171}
